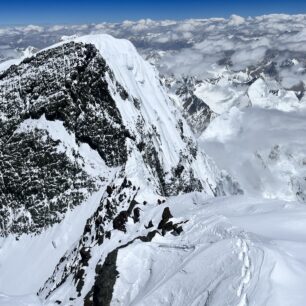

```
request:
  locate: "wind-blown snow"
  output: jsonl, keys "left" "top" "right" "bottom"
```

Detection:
{"left": 0, "top": 293, "right": 41, "bottom": 306}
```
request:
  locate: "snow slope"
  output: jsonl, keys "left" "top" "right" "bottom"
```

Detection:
{"left": 3, "top": 193, "right": 306, "bottom": 306}
{"left": 112, "top": 193, "right": 306, "bottom": 306}
{"left": 0, "top": 293, "right": 41, "bottom": 306}
{"left": 0, "top": 114, "right": 117, "bottom": 295}
{"left": 0, "top": 189, "right": 107, "bottom": 296}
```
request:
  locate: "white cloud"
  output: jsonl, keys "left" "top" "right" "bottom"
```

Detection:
{"left": 228, "top": 15, "right": 245, "bottom": 26}
{"left": 48, "top": 25, "right": 66, "bottom": 32}
{"left": 20, "top": 25, "right": 44, "bottom": 33}
{"left": 2, "top": 14, "right": 306, "bottom": 80}
{"left": 231, "top": 46, "right": 267, "bottom": 69}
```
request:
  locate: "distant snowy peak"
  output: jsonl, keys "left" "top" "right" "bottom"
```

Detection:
{"left": 168, "top": 68, "right": 306, "bottom": 126}
{"left": 248, "top": 77, "right": 306, "bottom": 112}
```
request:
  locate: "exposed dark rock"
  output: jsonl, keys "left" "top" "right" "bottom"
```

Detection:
{"left": 80, "top": 247, "right": 91, "bottom": 265}
{"left": 127, "top": 199, "right": 139, "bottom": 214}
{"left": 95, "top": 216, "right": 103, "bottom": 227}
{"left": 91, "top": 250, "right": 119, "bottom": 306}
{"left": 174, "top": 164, "right": 185, "bottom": 177}
{"left": 0, "top": 42, "right": 128, "bottom": 168}
{"left": 106, "top": 185, "right": 113, "bottom": 197}
{"left": 158, "top": 207, "right": 176, "bottom": 235}
{"left": 0, "top": 129, "right": 96, "bottom": 235}
{"left": 171, "top": 225, "right": 183, "bottom": 236}
{"left": 145, "top": 220, "right": 154, "bottom": 229}
{"left": 158, "top": 207, "right": 173, "bottom": 229}
{"left": 132, "top": 207, "right": 141, "bottom": 223}
{"left": 113, "top": 211, "right": 129, "bottom": 232}
{"left": 0, "top": 41, "right": 138, "bottom": 236}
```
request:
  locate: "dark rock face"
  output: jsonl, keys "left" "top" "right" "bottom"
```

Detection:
{"left": 90, "top": 250, "right": 119, "bottom": 306}
{"left": 165, "top": 76, "right": 216, "bottom": 134}
{"left": 112, "top": 210, "right": 129, "bottom": 232}
{"left": 39, "top": 173, "right": 187, "bottom": 304}
{"left": 0, "top": 129, "right": 96, "bottom": 235}
{"left": 0, "top": 41, "right": 128, "bottom": 167}
{"left": 0, "top": 41, "right": 133, "bottom": 235}
{"left": 38, "top": 176, "right": 141, "bottom": 300}
{"left": 135, "top": 117, "right": 204, "bottom": 196}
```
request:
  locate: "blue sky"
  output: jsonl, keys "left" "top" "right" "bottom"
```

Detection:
{"left": 1, "top": 0, "right": 306, "bottom": 25}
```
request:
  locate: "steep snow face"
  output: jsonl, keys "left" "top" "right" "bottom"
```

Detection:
{"left": 16, "top": 115, "right": 111, "bottom": 177}
{"left": 0, "top": 188, "right": 110, "bottom": 296}
{"left": 57, "top": 34, "right": 237, "bottom": 197}
{"left": 200, "top": 107, "right": 306, "bottom": 202}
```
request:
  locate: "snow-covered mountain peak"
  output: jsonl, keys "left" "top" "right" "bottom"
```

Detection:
{"left": 0, "top": 34, "right": 242, "bottom": 305}
{"left": 55, "top": 34, "right": 239, "bottom": 197}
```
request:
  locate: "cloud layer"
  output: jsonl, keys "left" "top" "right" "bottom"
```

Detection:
{"left": 1, "top": 14, "right": 306, "bottom": 82}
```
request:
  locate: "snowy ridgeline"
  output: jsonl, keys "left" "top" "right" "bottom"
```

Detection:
{"left": 0, "top": 34, "right": 306, "bottom": 306}
{"left": 2, "top": 194, "right": 306, "bottom": 305}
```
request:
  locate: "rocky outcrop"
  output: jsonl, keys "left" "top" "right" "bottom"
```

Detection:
{"left": 0, "top": 128, "right": 97, "bottom": 235}
{"left": 164, "top": 76, "right": 216, "bottom": 135}
{"left": 0, "top": 41, "right": 128, "bottom": 167}
{"left": 0, "top": 42, "right": 134, "bottom": 235}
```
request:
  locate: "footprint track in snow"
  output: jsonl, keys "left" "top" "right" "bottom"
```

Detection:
{"left": 236, "top": 238, "right": 252, "bottom": 306}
